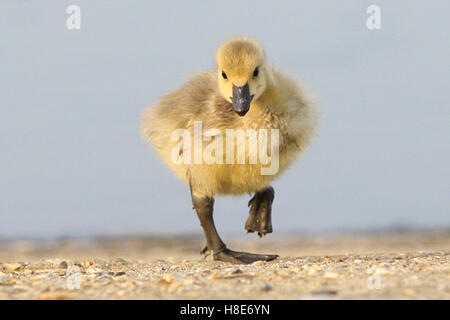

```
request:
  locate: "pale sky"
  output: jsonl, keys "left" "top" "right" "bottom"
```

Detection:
{"left": 0, "top": 1, "right": 448, "bottom": 238}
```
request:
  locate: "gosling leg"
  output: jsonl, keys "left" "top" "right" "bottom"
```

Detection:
{"left": 191, "top": 195, "right": 227, "bottom": 256}
{"left": 245, "top": 186, "right": 274, "bottom": 237}
{"left": 192, "top": 193, "right": 278, "bottom": 264}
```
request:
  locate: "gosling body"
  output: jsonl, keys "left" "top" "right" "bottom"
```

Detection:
{"left": 141, "top": 37, "right": 318, "bottom": 263}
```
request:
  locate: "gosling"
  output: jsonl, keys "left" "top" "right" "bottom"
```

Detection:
{"left": 141, "top": 37, "right": 318, "bottom": 263}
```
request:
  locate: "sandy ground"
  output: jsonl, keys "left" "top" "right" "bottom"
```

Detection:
{"left": 0, "top": 231, "right": 449, "bottom": 299}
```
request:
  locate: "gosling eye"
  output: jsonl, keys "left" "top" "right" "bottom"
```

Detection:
{"left": 253, "top": 67, "right": 259, "bottom": 78}
{"left": 221, "top": 70, "right": 228, "bottom": 80}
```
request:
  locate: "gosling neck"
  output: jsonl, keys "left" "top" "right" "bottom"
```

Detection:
{"left": 252, "top": 71, "right": 282, "bottom": 114}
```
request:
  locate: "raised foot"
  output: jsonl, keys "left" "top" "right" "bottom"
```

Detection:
{"left": 245, "top": 187, "right": 274, "bottom": 237}
{"left": 213, "top": 248, "right": 279, "bottom": 264}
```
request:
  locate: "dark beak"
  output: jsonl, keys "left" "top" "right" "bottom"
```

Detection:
{"left": 231, "top": 83, "right": 254, "bottom": 116}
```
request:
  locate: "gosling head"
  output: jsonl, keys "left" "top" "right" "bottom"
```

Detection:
{"left": 216, "top": 37, "right": 267, "bottom": 116}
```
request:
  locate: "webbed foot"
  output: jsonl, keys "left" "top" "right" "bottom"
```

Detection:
{"left": 214, "top": 248, "right": 278, "bottom": 264}
{"left": 245, "top": 187, "right": 274, "bottom": 237}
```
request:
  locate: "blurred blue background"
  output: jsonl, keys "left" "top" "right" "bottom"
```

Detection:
{"left": 0, "top": 1, "right": 448, "bottom": 238}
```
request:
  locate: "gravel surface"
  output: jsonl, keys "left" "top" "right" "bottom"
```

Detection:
{"left": 0, "top": 232, "right": 449, "bottom": 299}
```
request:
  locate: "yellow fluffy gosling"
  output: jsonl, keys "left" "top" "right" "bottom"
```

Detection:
{"left": 141, "top": 37, "right": 318, "bottom": 263}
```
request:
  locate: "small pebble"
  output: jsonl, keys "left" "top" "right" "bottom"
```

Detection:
{"left": 261, "top": 283, "right": 273, "bottom": 291}
{"left": 2, "top": 263, "right": 23, "bottom": 271}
